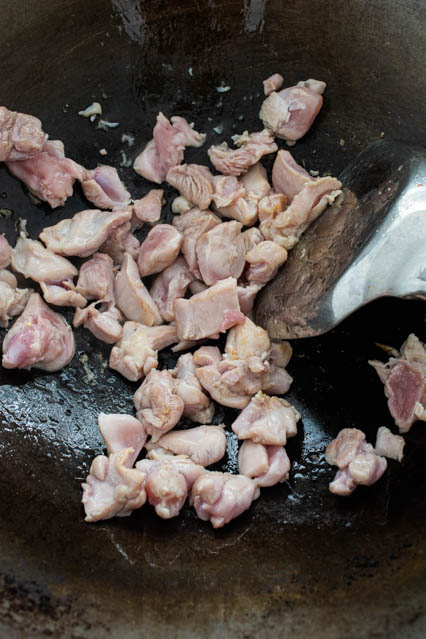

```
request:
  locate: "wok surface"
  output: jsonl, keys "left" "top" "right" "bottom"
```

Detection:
{"left": 0, "top": 0, "right": 425, "bottom": 636}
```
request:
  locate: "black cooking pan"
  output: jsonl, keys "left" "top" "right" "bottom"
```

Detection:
{"left": 0, "top": 1, "right": 425, "bottom": 636}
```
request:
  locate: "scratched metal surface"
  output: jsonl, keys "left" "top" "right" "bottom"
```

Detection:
{"left": 0, "top": 0, "right": 425, "bottom": 637}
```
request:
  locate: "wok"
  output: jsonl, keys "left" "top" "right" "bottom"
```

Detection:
{"left": 0, "top": 0, "right": 425, "bottom": 636}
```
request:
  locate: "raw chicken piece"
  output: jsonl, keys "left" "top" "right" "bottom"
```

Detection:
{"left": 73, "top": 303, "right": 123, "bottom": 344}
{"left": 212, "top": 174, "right": 260, "bottom": 227}
{"left": 328, "top": 468, "right": 357, "bottom": 497}
{"left": 172, "top": 207, "right": 220, "bottom": 233}
{"left": 231, "top": 392, "right": 300, "bottom": 445}
{"left": 196, "top": 358, "right": 264, "bottom": 409}
{"left": 81, "top": 448, "right": 146, "bottom": 522}
{"left": 241, "top": 227, "right": 264, "bottom": 253}
{"left": 245, "top": 241, "right": 288, "bottom": 285}
{"left": 375, "top": 426, "right": 405, "bottom": 462}
{"left": 6, "top": 140, "right": 85, "bottom": 208}
{"left": 240, "top": 163, "right": 271, "bottom": 200}
{"left": 40, "top": 281, "right": 86, "bottom": 308}
{"left": 193, "top": 346, "right": 222, "bottom": 368}
{"left": 145, "top": 449, "right": 206, "bottom": 489}
{"left": 208, "top": 129, "right": 277, "bottom": 176}
{"left": 99, "top": 221, "right": 139, "bottom": 265}
{"left": 259, "top": 84, "right": 324, "bottom": 143}
{"left": 173, "top": 352, "right": 214, "bottom": 423}
{"left": 115, "top": 253, "right": 162, "bottom": 325}
{"left": 369, "top": 334, "right": 426, "bottom": 433}
{"left": 40, "top": 208, "right": 132, "bottom": 258}
{"left": 297, "top": 79, "right": 327, "bottom": 94}
{"left": 0, "top": 281, "right": 33, "bottom": 327}
{"left": 98, "top": 413, "right": 146, "bottom": 465}
{"left": 76, "top": 253, "right": 114, "bottom": 301}
{"left": 196, "top": 221, "right": 245, "bottom": 286}
{"left": 2, "top": 293, "right": 75, "bottom": 372}
{"left": 81, "top": 166, "right": 131, "bottom": 209}
{"left": 348, "top": 453, "right": 387, "bottom": 486}
{"left": 261, "top": 364, "right": 293, "bottom": 395}
{"left": 272, "top": 150, "right": 313, "bottom": 203}
{"left": 0, "top": 269, "right": 17, "bottom": 288}
{"left": 146, "top": 424, "right": 226, "bottom": 466}
{"left": 237, "top": 284, "right": 260, "bottom": 315}
{"left": 150, "top": 257, "right": 194, "bottom": 323}
{"left": 238, "top": 441, "right": 290, "bottom": 487}
{"left": 109, "top": 322, "right": 177, "bottom": 381}
{"left": 212, "top": 175, "right": 246, "bottom": 208}
{"left": 0, "top": 235, "right": 11, "bottom": 269}
{"left": 258, "top": 193, "right": 287, "bottom": 223}
{"left": 137, "top": 460, "right": 187, "bottom": 519}
{"left": 263, "top": 73, "right": 284, "bottom": 96}
{"left": 178, "top": 210, "right": 221, "bottom": 277}
{"left": 137, "top": 224, "right": 183, "bottom": 277}
{"left": 134, "top": 369, "right": 184, "bottom": 441}
{"left": 325, "top": 428, "right": 368, "bottom": 469}
{"left": 264, "top": 177, "right": 342, "bottom": 249}
{"left": 11, "top": 235, "right": 77, "bottom": 282}
{"left": 215, "top": 194, "right": 259, "bottom": 227}
{"left": 167, "top": 164, "right": 213, "bottom": 210}
{"left": 190, "top": 472, "right": 259, "bottom": 528}
{"left": 133, "top": 112, "right": 206, "bottom": 183}
{"left": 0, "top": 106, "right": 47, "bottom": 161}
{"left": 225, "top": 317, "right": 270, "bottom": 361}
{"left": 174, "top": 277, "right": 245, "bottom": 341}
{"left": 269, "top": 341, "right": 293, "bottom": 368}
{"left": 132, "top": 189, "right": 164, "bottom": 226}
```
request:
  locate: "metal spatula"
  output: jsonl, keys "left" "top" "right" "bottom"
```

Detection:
{"left": 254, "top": 140, "right": 426, "bottom": 339}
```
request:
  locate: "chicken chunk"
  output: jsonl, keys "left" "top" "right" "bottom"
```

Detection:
{"left": 176, "top": 209, "right": 221, "bottom": 277}
{"left": 2, "top": 293, "right": 75, "bottom": 372}
{"left": 225, "top": 317, "right": 270, "bottom": 361}
{"left": 40, "top": 208, "right": 132, "bottom": 258}
{"left": 136, "top": 460, "right": 187, "bottom": 519}
{"left": 0, "top": 235, "right": 11, "bottom": 269}
{"left": 192, "top": 346, "right": 222, "bottom": 368}
{"left": 0, "top": 281, "right": 33, "bottom": 327}
{"left": 137, "top": 224, "right": 183, "bottom": 277}
{"left": 245, "top": 241, "right": 288, "bottom": 285}
{"left": 196, "top": 221, "right": 246, "bottom": 286}
{"left": 237, "top": 284, "right": 260, "bottom": 316}
{"left": 146, "top": 424, "right": 226, "bottom": 466}
{"left": 0, "top": 269, "right": 17, "bottom": 288}
{"left": 98, "top": 413, "right": 147, "bottom": 465}
{"left": 238, "top": 441, "right": 290, "bottom": 487}
{"left": 174, "top": 352, "right": 214, "bottom": 423}
{"left": 81, "top": 165, "right": 131, "bottom": 210}
{"left": 11, "top": 235, "right": 78, "bottom": 282}
{"left": 99, "top": 221, "right": 139, "bottom": 265}
{"left": 271, "top": 150, "right": 313, "bottom": 203}
{"left": 167, "top": 163, "right": 213, "bottom": 210}
{"left": 375, "top": 426, "right": 405, "bottom": 462}
{"left": 76, "top": 253, "right": 114, "bottom": 301}
{"left": 73, "top": 303, "right": 123, "bottom": 344}
{"left": 81, "top": 448, "right": 146, "bottom": 522}
{"left": 39, "top": 281, "right": 86, "bottom": 308}
{"left": 269, "top": 341, "right": 293, "bottom": 368}
{"left": 109, "top": 322, "right": 177, "bottom": 381}
{"left": 150, "top": 257, "right": 194, "bottom": 323}
{"left": 208, "top": 129, "right": 277, "bottom": 176}
{"left": 0, "top": 106, "right": 47, "bottom": 161}
{"left": 132, "top": 189, "right": 164, "bottom": 226}
{"left": 133, "top": 369, "right": 184, "bottom": 441}
{"left": 196, "top": 358, "right": 265, "bottom": 409}
{"left": 115, "top": 253, "right": 162, "bottom": 325}
{"left": 232, "top": 392, "right": 300, "bottom": 445}
{"left": 263, "top": 73, "right": 284, "bottom": 96}
{"left": 212, "top": 175, "right": 246, "bottom": 208}
{"left": 190, "top": 472, "right": 259, "bottom": 528}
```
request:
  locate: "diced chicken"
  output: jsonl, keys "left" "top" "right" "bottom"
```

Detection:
{"left": 347, "top": 453, "right": 387, "bottom": 486}
{"left": 296, "top": 79, "right": 327, "bottom": 95}
{"left": 0, "top": 269, "right": 17, "bottom": 288}
{"left": 259, "top": 84, "right": 324, "bottom": 143}
{"left": 193, "top": 346, "right": 222, "bottom": 368}
{"left": 173, "top": 352, "right": 214, "bottom": 423}
{"left": 261, "top": 364, "right": 293, "bottom": 395}
{"left": 115, "top": 253, "right": 162, "bottom": 325}
{"left": 167, "top": 164, "right": 213, "bottom": 210}
{"left": 73, "top": 303, "right": 123, "bottom": 344}
{"left": 212, "top": 173, "right": 260, "bottom": 227}
{"left": 172, "top": 207, "right": 220, "bottom": 233}
{"left": 0, "top": 281, "right": 33, "bottom": 327}
{"left": 225, "top": 317, "right": 270, "bottom": 361}
{"left": 174, "top": 277, "right": 245, "bottom": 341}
{"left": 81, "top": 166, "right": 131, "bottom": 209}
{"left": 328, "top": 468, "right": 357, "bottom": 497}
{"left": 136, "top": 459, "right": 187, "bottom": 519}
{"left": 133, "top": 369, "right": 184, "bottom": 441}
{"left": 196, "top": 221, "right": 245, "bottom": 286}
{"left": 369, "top": 334, "right": 426, "bottom": 433}
{"left": 2, "top": 293, "right": 75, "bottom": 372}
{"left": 208, "top": 129, "right": 277, "bottom": 176}
{"left": 196, "top": 358, "right": 265, "bottom": 409}
{"left": 98, "top": 413, "right": 146, "bottom": 465}
{"left": 232, "top": 392, "right": 300, "bottom": 445}
{"left": 215, "top": 194, "right": 259, "bottom": 227}
{"left": 11, "top": 235, "right": 77, "bottom": 283}
{"left": 258, "top": 193, "right": 287, "bottom": 223}
{"left": 133, "top": 112, "right": 206, "bottom": 183}
{"left": 0, "top": 106, "right": 47, "bottom": 161}
{"left": 40, "top": 208, "right": 132, "bottom": 258}
{"left": 212, "top": 175, "right": 246, "bottom": 208}
{"left": 241, "top": 227, "right": 264, "bottom": 253}
{"left": 40, "top": 281, "right": 86, "bottom": 308}
{"left": 137, "top": 224, "right": 183, "bottom": 277}
{"left": 269, "top": 341, "right": 293, "bottom": 368}
{"left": 0, "top": 236, "right": 11, "bottom": 269}
{"left": 263, "top": 73, "right": 284, "bottom": 96}
{"left": 237, "top": 284, "right": 260, "bottom": 316}
{"left": 132, "top": 189, "right": 164, "bottom": 226}
{"left": 171, "top": 195, "right": 192, "bottom": 214}
{"left": 6, "top": 140, "right": 85, "bottom": 208}
{"left": 145, "top": 449, "right": 206, "bottom": 489}
{"left": 177, "top": 209, "right": 221, "bottom": 277}
{"left": 238, "top": 441, "right": 290, "bottom": 487}
{"left": 76, "top": 253, "right": 114, "bottom": 301}
{"left": 240, "top": 163, "right": 271, "bottom": 200}
{"left": 190, "top": 472, "right": 259, "bottom": 528}
{"left": 109, "top": 322, "right": 177, "bottom": 381}
{"left": 325, "top": 428, "right": 369, "bottom": 469}
{"left": 81, "top": 448, "right": 146, "bottom": 522}
{"left": 150, "top": 257, "right": 194, "bottom": 323}
{"left": 245, "top": 241, "right": 288, "bottom": 285}
{"left": 375, "top": 426, "right": 405, "bottom": 462}
{"left": 146, "top": 424, "right": 226, "bottom": 466}
{"left": 272, "top": 150, "right": 313, "bottom": 202}
{"left": 99, "top": 221, "right": 139, "bottom": 265}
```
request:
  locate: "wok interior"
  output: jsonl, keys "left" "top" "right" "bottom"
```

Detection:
{"left": 0, "top": 0, "right": 425, "bottom": 636}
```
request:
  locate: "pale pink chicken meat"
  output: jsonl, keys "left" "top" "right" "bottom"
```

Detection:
{"left": 173, "top": 352, "right": 214, "bottom": 423}
{"left": 263, "top": 73, "right": 284, "bottom": 96}
{"left": 272, "top": 150, "right": 313, "bottom": 202}
{"left": 208, "top": 129, "right": 277, "bottom": 176}
{"left": 375, "top": 426, "right": 405, "bottom": 462}
{"left": 0, "top": 281, "right": 33, "bottom": 327}
{"left": 2, "top": 293, "right": 75, "bottom": 372}
{"left": 132, "top": 189, "right": 164, "bottom": 226}
{"left": 40, "top": 281, "right": 86, "bottom": 308}
{"left": 212, "top": 175, "right": 246, "bottom": 208}
{"left": 0, "top": 269, "right": 17, "bottom": 288}
{"left": 369, "top": 334, "right": 426, "bottom": 433}
{"left": 237, "top": 284, "right": 260, "bottom": 316}
{"left": 81, "top": 448, "right": 146, "bottom": 522}
{"left": 225, "top": 317, "right": 270, "bottom": 361}
{"left": 195, "top": 358, "right": 264, "bottom": 409}
{"left": 196, "top": 221, "right": 246, "bottom": 286}
{"left": 136, "top": 460, "right": 187, "bottom": 519}
{"left": 115, "top": 253, "right": 162, "bottom": 325}
{"left": 73, "top": 303, "right": 123, "bottom": 344}
{"left": 11, "top": 235, "right": 78, "bottom": 283}
{"left": 174, "top": 277, "right": 245, "bottom": 341}
{"left": 0, "top": 235, "right": 11, "bottom": 269}
{"left": 0, "top": 106, "right": 47, "bottom": 161}
{"left": 238, "top": 441, "right": 290, "bottom": 487}
{"left": 145, "top": 448, "right": 206, "bottom": 489}
{"left": 137, "top": 224, "right": 183, "bottom": 277}
{"left": 150, "top": 257, "right": 194, "bottom": 323}
{"left": 261, "top": 364, "right": 293, "bottom": 396}
{"left": 245, "top": 241, "right": 288, "bottom": 285}
{"left": 40, "top": 208, "right": 132, "bottom": 258}
{"left": 175, "top": 209, "right": 221, "bottom": 277}
{"left": 231, "top": 392, "right": 300, "bottom": 445}
{"left": 81, "top": 165, "right": 131, "bottom": 210}
{"left": 146, "top": 424, "right": 226, "bottom": 466}
{"left": 212, "top": 174, "right": 260, "bottom": 227}
{"left": 240, "top": 163, "right": 271, "bottom": 199}
{"left": 99, "top": 221, "right": 139, "bottom": 265}
{"left": 6, "top": 140, "right": 85, "bottom": 208}
{"left": 241, "top": 227, "right": 264, "bottom": 253}
{"left": 167, "top": 163, "right": 213, "bottom": 210}
{"left": 76, "top": 253, "right": 114, "bottom": 301}
{"left": 134, "top": 369, "right": 184, "bottom": 441}
{"left": 98, "top": 413, "right": 147, "bottom": 466}
{"left": 109, "top": 322, "right": 177, "bottom": 381}
{"left": 190, "top": 472, "right": 260, "bottom": 528}
{"left": 297, "top": 79, "right": 327, "bottom": 94}
{"left": 193, "top": 346, "right": 222, "bottom": 368}
{"left": 269, "top": 341, "right": 293, "bottom": 368}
